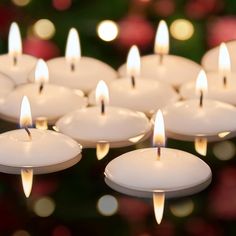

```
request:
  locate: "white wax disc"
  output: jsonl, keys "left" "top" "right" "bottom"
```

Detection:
{"left": 0, "top": 129, "right": 82, "bottom": 174}
{"left": 0, "top": 54, "right": 37, "bottom": 85}
{"left": 56, "top": 106, "right": 152, "bottom": 148}
{"left": 202, "top": 41, "right": 236, "bottom": 72}
{"left": 118, "top": 55, "right": 201, "bottom": 88}
{"left": 0, "top": 84, "right": 87, "bottom": 124}
{"left": 88, "top": 78, "right": 179, "bottom": 117}
{"left": 161, "top": 99, "right": 236, "bottom": 141}
{"left": 0, "top": 72, "right": 15, "bottom": 101}
{"left": 105, "top": 148, "right": 211, "bottom": 198}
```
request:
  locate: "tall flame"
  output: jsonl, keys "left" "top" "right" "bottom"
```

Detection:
{"left": 194, "top": 137, "right": 207, "bottom": 156}
{"left": 34, "top": 59, "right": 49, "bottom": 84}
{"left": 95, "top": 80, "right": 109, "bottom": 105}
{"left": 21, "top": 169, "right": 33, "bottom": 198}
{"left": 96, "top": 142, "right": 110, "bottom": 160}
{"left": 153, "top": 192, "right": 165, "bottom": 224}
{"left": 20, "top": 96, "right": 32, "bottom": 128}
{"left": 126, "top": 45, "right": 141, "bottom": 78}
{"left": 195, "top": 70, "right": 208, "bottom": 95}
{"left": 153, "top": 110, "right": 166, "bottom": 147}
{"left": 218, "top": 43, "right": 231, "bottom": 75}
{"left": 154, "top": 20, "right": 169, "bottom": 55}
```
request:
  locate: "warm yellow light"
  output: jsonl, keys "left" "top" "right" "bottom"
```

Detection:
{"left": 33, "top": 19, "right": 55, "bottom": 40}
{"left": 95, "top": 80, "right": 109, "bottom": 105}
{"left": 65, "top": 28, "right": 81, "bottom": 62}
{"left": 12, "top": 0, "right": 31, "bottom": 6}
{"left": 33, "top": 197, "right": 55, "bottom": 217}
{"left": 153, "top": 110, "right": 165, "bottom": 147}
{"left": 170, "top": 19, "right": 194, "bottom": 41}
{"left": 12, "top": 230, "right": 31, "bottom": 236}
{"left": 218, "top": 43, "right": 231, "bottom": 76}
{"left": 154, "top": 20, "right": 169, "bottom": 55}
{"left": 170, "top": 199, "right": 194, "bottom": 217}
{"left": 35, "top": 59, "right": 49, "bottom": 84}
{"left": 96, "top": 142, "right": 110, "bottom": 160}
{"left": 8, "top": 22, "right": 22, "bottom": 57}
{"left": 218, "top": 131, "right": 231, "bottom": 138}
{"left": 97, "top": 20, "right": 119, "bottom": 42}
{"left": 153, "top": 192, "right": 165, "bottom": 224}
{"left": 21, "top": 169, "right": 33, "bottom": 198}
{"left": 195, "top": 70, "right": 208, "bottom": 95}
{"left": 20, "top": 96, "right": 32, "bottom": 128}
{"left": 126, "top": 45, "right": 140, "bottom": 78}
{"left": 194, "top": 137, "right": 207, "bottom": 156}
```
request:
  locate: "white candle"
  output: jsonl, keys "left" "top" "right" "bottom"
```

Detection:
{"left": 89, "top": 45, "right": 179, "bottom": 117}
{"left": 56, "top": 80, "right": 151, "bottom": 148}
{"left": 42, "top": 28, "right": 117, "bottom": 94}
{"left": 118, "top": 20, "right": 201, "bottom": 89}
{"left": 0, "top": 59, "right": 87, "bottom": 124}
{"left": 0, "top": 73, "right": 15, "bottom": 101}
{"left": 0, "top": 22, "right": 37, "bottom": 85}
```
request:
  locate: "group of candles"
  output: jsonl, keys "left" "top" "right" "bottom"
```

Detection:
{"left": 0, "top": 19, "right": 235, "bottom": 224}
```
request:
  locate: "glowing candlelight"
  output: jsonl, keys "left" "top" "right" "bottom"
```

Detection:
{"left": 35, "top": 59, "right": 49, "bottom": 94}
{"left": 8, "top": 22, "right": 22, "bottom": 66}
{"left": 21, "top": 168, "right": 33, "bottom": 198}
{"left": 153, "top": 192, "right": 165, "bottom": 224}
{"left": 195, "top": 70, "right": 208, "bottom": 108}
{"left": 65, "top": 28, "right": 81, "bottom": 72}
{"left": 194, "top": 137, "right": 207, "bottom": 156}
{"left": 154, "top": 20, "right": 169, "bottom": 64}
{"left": 126, "top": 45, "right": 140, "bottom": 89}
{"left": 95, "top": 80, "right": 109, "bottom": 115}
{"left": 96, "top": 142, "right": 110, "bottom": 160}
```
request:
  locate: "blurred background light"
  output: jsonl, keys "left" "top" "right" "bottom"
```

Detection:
{"left": 33, "top": 19, "right": 55, "bottom": 40}
{"left": 52, "top": 0, "right": 72, "bottom": 11}
{"left": 33, "top": 196, "right": 55, "bottom": 217}
{"left": 170, "top": 19, "right": 194, "bottom": 40}
{"left": 52, "top": 225, "right": 71, "bottom": 236}
{"left": 12, "top": 230, "right": 30, "bottom": 236}
{"left": 97, "top": 20, "right": 119, "bottom": 42}
{"left": 12, "top": 0, "right": 31, "bottom": 7}
{"left": 170, "top": 199, "right": 194, "bottom": 217}
{"left": 213, "top": 141, "right": 235, "bottom": 161}
{"left": 97, "top": 195, "right": 118, "bottom": 216}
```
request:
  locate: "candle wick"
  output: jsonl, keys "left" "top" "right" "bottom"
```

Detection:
{"left": 24, "top": 127, "right": 32, "bottom": 141}
{"left": 223, "top": 76, "right": 227, "bottom": 88}
{"left": 101, "top": 99, "right": 105, "bottom": 115}
{"left": 157, "top": 146, "right": 161, "bottom": 161}
{"left": 39, "top": 83, "right": 44, "bottom": 94}
{"left": 13, "top": 55, "right": 17, "bottom": 66}
{"left": 159, "top": 54, "right": 164, "bottom": 65}
{"left": 70, "top": 62, "right": 75, "bottom": 72}
{"left": 199, "top": 90, "right": 203, "bottom": 108}
{"left": 131, "top": 75, "right": 136, "bottom": 89}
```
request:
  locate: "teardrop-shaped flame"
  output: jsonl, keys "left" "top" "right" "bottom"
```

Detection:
{"left": 8, "top": 22, "right": 22, "bottom": 56}
{"left": 21, "top": 168, "right": 33, "bottom": 198}
{"left": 126, "top": 45, "right": 141, "bottom": 77}
{"left": 153, "top": 192, "right": 165, "bottom": 224}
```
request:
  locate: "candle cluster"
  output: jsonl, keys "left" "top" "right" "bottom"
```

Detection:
{"left": 0, "top": 20, "right": 235, "bottom": 225}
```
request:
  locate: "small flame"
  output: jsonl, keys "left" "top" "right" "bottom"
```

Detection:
{"left": 153, "top": 192, "right": 165, "bottom": 224}
{"left": 8, "top": 22, "right": 22, "bottom": 57}
{"left": 35, "top": 117, "right": 48, "bottom": 130}
{"left": 195, "top": 70, "right": 208, "bottom": 95}
{"left": 65, "top": 28, "right": 81, "bottom": 62}
{"left": 96, "top": 142, "right": 110, "bottom": 160}
{"left": 154, "top": 20, "right": 169, "bottom": 55}
{"left": 153, "top": 110, "right": 165, "bottom": 147}
{"left": 218, "top": 43, "right": 231, "bottom": 76}
{"left": 21, "top": 168, "right": 33, "bottom": 198}
{"left": 95, "top": 80, "right": 109, "bottom": 105}
{"left": 194, "top": 137, "right": 207, "bottom": 156}
{"left": 35, "top": 59, "right": 49, "bottom": 84}
{"left": 126, "top": 45, "right": 140, "bottom": 77}
{"left": 20, "top": 96, "right": 32, "bottom": 128}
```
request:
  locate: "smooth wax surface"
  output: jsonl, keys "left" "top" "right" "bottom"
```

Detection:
{"left": 180, "top": 72, "right": 236, "bottom": 105}
{"left": 202, "top": 41, "right": 236, "bottom": 72}
{"left": 56, "top": 106, "right": 152, "bottom": 148}
{"left": 105, "top": 148, "right": 211, "bottom": 198}
{"left": 162, "top": 99, "right": 236, "bottom": 141}
{"left": 88, "top": 79, "right": 179, "bottom": 116}
{"left": 0, "top": 129, "right": 82, "bottom": 174}
{"left": 0, "top": 84, "right": 87, "bottom": 123}
{"left": 0, "top": 54, "right": 37, "bottom": 85}
{"left": 118, "top": 55, "right": 201, "bottom": 88}
{"left": 44, "top": 57, "right": 117, "bottom": 94}
{"left": 0, "top": 73, "right": 14, "bottom": 101}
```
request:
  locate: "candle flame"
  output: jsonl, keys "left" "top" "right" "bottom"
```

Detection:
{"left": 65, "top": 28, "right": 81, "bottom": 62}
{"left": 154, "top": 20, "right": 169, "bottom": 55}
{"left": 20, "top": 96, "right": 32, "bottom": 128}
{"left": 194, "top": 137, "right": 207, "bottom": 156}
{"left": 21, "top": 168, "right": 33, "bottom": 198}
{"left": 35, "top": 59, "right": 49, "bottom": 84}
{"left": 8, "top": 22, "right": 22, "bottom": 57}
{"left": 153, "top": 110, "right": 165, "bottom": 147}
{"left": 153, "top": 192, "right": 165, "bottom": 224}
{"left": 218, "top": 43, "right": 231, "bottom": 76}
{"left": 95, "top": 80, "right": 109, "bottom": 105}
{"left": 195, "top": 70, "right": 208, "bottom": 95}
{"left": 126, "top": 45, "right": 140, "bottom": 77}
{"left": 96, "top": 142, "right": 110, "bottom": 160}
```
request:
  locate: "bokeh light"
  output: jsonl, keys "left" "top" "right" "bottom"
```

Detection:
{"left": 170, "top": 199, "right": 194, "bottom": 217}
{"left": 52, "top": 225, "right": 71, "bottom": 236}
{"left": 33, "top": 19, "right": 55, "bottom": 40}
{"left": 12, "top": 230, "right": 30, "bottom": 236}
{"left": 213, "top": 141, "right": 235, "bottom": 161}
{"left": 52, "top": 0, "right": 71, "bottom": 11}
{"left": 33, "top": 196, "right": 55, "bottom": 217}
{"left": 97, "top": 195, "right": 118, "bottom": 216}
{"left": 97, "top": 20, "right": 119, "bottom": 42}
{"left": 170, "top": 19, "right": 194, "bottom": 40}
{"left": 12, "top": 0, "right": 31, "bottom": 7}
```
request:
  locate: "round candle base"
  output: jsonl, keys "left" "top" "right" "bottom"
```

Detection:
{"left": 0, "top": 72, "right": 15, "bottom": 102}
{"left": 105, "top": 148, "right": 212, "bottom": 198}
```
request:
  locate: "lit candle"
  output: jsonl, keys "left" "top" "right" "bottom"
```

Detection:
{"left": 88, "top": 45, "right": 179, "bottom": 117}
{"left": 56, "top": 80, "right": 151, "bottom": 149}
{"left": 181, "top": 43, "right": 236, "bottom": 105}
{"left": 0, "top": 96, "right": 82, "bottom": 197}
{"left": 0, "top": 73, "right": 15, "bottom": 103}
{"left": 0, "top": 59, "right": 87, "bottom": 124}
{"left": 105, "top": 110, "right": 212, "bottom": 224}
{"left": 118, "top": 20, "right": 201, "bottom": 89}
{"left": 0, "top": 22, "right": 37, "bottom": 85}
{"left": 43, "top": 28, "right": 117, "bottom": 94}
{"left": 162, "top": 70, "right": 236, "bottom": 141}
